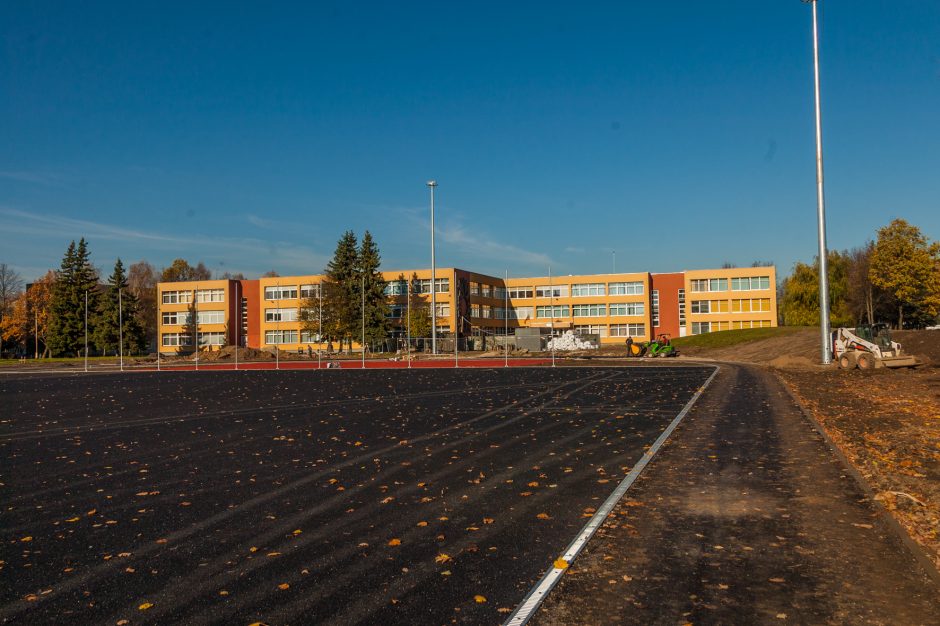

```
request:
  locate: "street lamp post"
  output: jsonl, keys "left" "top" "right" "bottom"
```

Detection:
{"left": 804, "top": 0, "right": 832, "bottom": 364}
{"left": 119, "top": 287, "right": 124, "bottom": 372}
{"left": 234, "top": 281, "right": 239, "bottom": 371}
{"left": 427, "top": 180, "right": 438, "bottom": 355}
{"left": 84, "top": 290, "right": 88, "bottom": 373}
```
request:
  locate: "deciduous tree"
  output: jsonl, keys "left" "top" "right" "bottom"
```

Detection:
{"left": 1, "top": 271, "right": 54, "bottom": 357}
{"left": 128, "top": 260, "right": 158, "bottom": 350}
{"left": 780, "top": 250, "right": 852, "bottom": 327}
{"left": 869, "top": 219, "right": 940, "bottom": 328}
{"left": 0, "top": 263, "right": 24, "bottom": 355}
{"left": 160, "top": 259, "right": 212, "bottom": 282}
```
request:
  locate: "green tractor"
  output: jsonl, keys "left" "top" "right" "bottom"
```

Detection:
{"left": 642, "top": 334, "right": 679, "bottom": 358}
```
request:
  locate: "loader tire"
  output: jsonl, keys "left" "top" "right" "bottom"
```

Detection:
{"left": 856, "top": 352, "right": 875, "bottom": 371}
{"left": 839, "top": 353, "right": 857, "bottom": 370}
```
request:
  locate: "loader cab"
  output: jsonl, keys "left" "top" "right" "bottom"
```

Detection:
{"left": 854, "top": 324, "right": 893, "bottom": 351}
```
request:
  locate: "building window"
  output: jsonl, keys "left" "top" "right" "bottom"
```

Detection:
{"left": 709, "top": 278, "right": 728, "bottom": 292}
{"left": 692, "top": 321, "right": 711, "bottom": 335}
{"left": 414, "top": 278, "right": 450, "bottom": 294}
{"left": 571, "top": 283, "right": 605, "bottom": 297}
{"left": 493, "top": 286, "right": 507, "bottom": 300}
{"left": 678, "top": 288, "right": 686, "bottom": 326}
{"left": 162, "top": 311, "right": 191, "bottom": 325}
{"left": 731, "top": 298, "right": 771, "bottom": 313}
{"left": 690, "top": 300, "right": 710, "bottom": 314}
{"left": 161, "top": 290, "right": 193, "bottom": 304}
{"left": 609, "top": 324, "right": 645, "bottom": 337}
{"left": 574, "top": 324, "right": 607, "bottom": 337}
{"left": 265, "top": 329, "right": 298, "bottom": 344}
{"left": 434, "top": 303, "right": 450, "bottom": 317}
{"left": 690, "top": 279, "right": 708, "bottom": 293}
{"left": 196, "top": 289, "right": 224, "bottom": 303}
{"left": 300, "top": 330, "right": 322, "bottom": 343}
{"left": 536, "top": 305, "right": 569, "bottom": 318}
{"left": 608, "top": 281, "right": 644, "bottom": 295}
{"left": 651, "top": 290, "right": 660, "bottom": 327}
{"left": 264, "top": 286, "right": 298, "bottom": 300}
{"left": 508, "top": 307, "right": 533, "bottom": 320}
{"left": 198, "top": 331, "right": 225, "bottom": 346}
{"left": 300, "top": 284, "right": 320, "bottom": 299}
{"left": 731, "top": 276, "right": 771, "bottom": 291}
{"left": 161, "top": 333, "right": 193, "bottom": 346}
{"left": 571, "top": 303, "right": 606, "bottom": 317}
{"left": 508, "top": 286, "right": 534, "bottom": 299}
{"left": 265, "top": 308, "right": 298, "bottom": 322}
{"left": 609, "top": 302, "right": 645, "bottom": 316}
{"left": 197, "top": 310, "right": 225, "bottom": 325}
{"left": 535, "top": 285, "right": 569, "bottom": 298}
{"left": 387, "top": 305, "right": 405, "bottom": 319}
{"left": 384, "top": 281, "right": 406, "bottom": 296}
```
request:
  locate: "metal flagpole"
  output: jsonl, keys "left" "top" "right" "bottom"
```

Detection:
{"left": 84, "top": 290, "right": 88, "bottom": 372}
{"left": 234, "top": 281, "right": 239, "bottom": 371}
{"left": 549, "top": 266, "right": 555, "bottom": 368}
{"left": 804, "top": 0, "right": 832, "bottom": 364}
{"left": 427, "top": 180, "right": 437, "bottom": 354}
{"left": 119, "top": 287, "right": 124, "bottom": 372}
{"left": 194, "top": 285, "right": 199, "bottom": 371}
{"left": 275, "top": 282, "right": 280, "bottom": 370}
{"left": 454, "top": 307, "right": 458, "bottom": 369}
{"left": 406, "top": 278, "right": 412, "bottom": 369}
{"left": 504, "top": 270, "right": 509, "bottom": 368}
{"left": 361, "top": 274, "right": 366, "bottom": 369}
{"left": 156, "top": 286, "right": 161, "bottom": 372}
{"left": 318, "top": 281, "right": 322, "bottom": 370}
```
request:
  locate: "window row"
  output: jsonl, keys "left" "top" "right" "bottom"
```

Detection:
{"left": 691, "top": 320, "right": 773, "bottom": 335}
{"left": 386, "top": 304, "right": 450, "bottom": 318}
{"left": 690, "top": 298, "right": 772, "bottom": 314}
{"left": 161, "top": 331, "right": 225, "bottom": 346}
{"left": 506, "top": 281, "right": 645, "bottom": 298}
{"left": 161, "top": 310, "right": 225, "bottom": 325}
{"left": 690, "top": 276, "right": 771, "bottom": 293}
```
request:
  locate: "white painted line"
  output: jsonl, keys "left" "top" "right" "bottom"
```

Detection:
{"left": 504, "top": 365, "right": 721, "bottom": 626}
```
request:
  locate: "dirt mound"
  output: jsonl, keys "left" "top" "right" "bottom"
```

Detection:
{"left": 201, "top": 346, "right": 274, "bottom": 361}
{"left": 689, "top": 328, "right": 821, "bottom": 366}
{"left": 893, "top": 330, "right": 939, "bottom": 365}
{"left": 767, "top": 354, "right": 818, "bottom": 369}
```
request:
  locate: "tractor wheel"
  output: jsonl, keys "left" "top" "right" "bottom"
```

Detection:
{"left": 856, "top": 352, "right": 875, "bottom": 371}
{"left": 839, "top": 353, "right": 857, "bottom": 370}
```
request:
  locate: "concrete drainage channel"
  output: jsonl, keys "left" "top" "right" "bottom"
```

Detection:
{"left": 505, "top": 365, "right": 721, "bottom": 625}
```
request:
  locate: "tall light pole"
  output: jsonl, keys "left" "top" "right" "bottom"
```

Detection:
{"left": 427, "top": 180, "right": 438, "bottom": 355}
{"left": 84, "top": 290, "right": 88, "bottom": 372}
{"left": 361, "top": 273, "right": 366, "bottom": 369}
{"left": 804, "top": 0, "right": 832, "bottom": 364}
{"left": 612, "top": 250, "right": 616, "bottom": 274}
{"left": 234, "top": 281, "right": 239, "bottom": 371}
{"left": 119, "top": 287, "right": 124, "bottom": 372}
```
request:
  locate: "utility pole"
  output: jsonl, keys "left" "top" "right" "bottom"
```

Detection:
{"left": 504, "top": 270, "right": 509, "bottom": 368}
{"left": 361, "top": 274, "right": 366, "bottom": 369}
{"left": 318, "top": 280, "right": 322, "bottom": 370}
{"left": 804, "top": 0, "right": 832, "bottom": 364}
{"left": 234, "top": 281, "right": 239, "bottom": 371}
{"left": 84, "top": 290, "right": 88, "bottom": 372}
{"left": 549, "top": 266, "right": 555, "bottom": 368}
{"left": 119, "top": 287, "right": 124, "bottom": 372}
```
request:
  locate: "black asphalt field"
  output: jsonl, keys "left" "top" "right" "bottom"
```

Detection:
{"left": 0, "top": 366, "right": 712, "bottom": 625}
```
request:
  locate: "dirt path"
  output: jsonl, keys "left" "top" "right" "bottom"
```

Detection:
{"left": 535, "top": 364, "right": 939, "bottom": 625}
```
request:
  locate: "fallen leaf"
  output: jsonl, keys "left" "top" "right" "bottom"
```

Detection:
{"left": 769, "top": 577, "right": 785, "bottom": 583}
{"left": 536, "top": 513, "right": 550, "bottom": 520}
{"left": 417, "top": 521, "right": 428, "bottom": 527}
{"left": 474, "top": 595, "right": 487, "bottom": 603}
{"left": 435, "top": 553, "right": 452, "bottom": 564}
{"left": 277, "top": 583, "right": 290, "bottom": 590}
{"left": 292, "top": 529, "right": 302, "bottom": 536}
{"left": 483, "top": 517, "right": 494, "bottom": 524}
{"left": 388, "top": 538, "right": 401, "bottom": 546}
{"left": 219, "top": 590, "right": 229, "bottom": 596}
{"left": 553, "top": 558, "right": 569, "bottom": 570}
{"left": 249, "top": 546, "right": 258, "bottom": 552}
{"left": 138, "top": 602, "right": 153, "bottom": 610}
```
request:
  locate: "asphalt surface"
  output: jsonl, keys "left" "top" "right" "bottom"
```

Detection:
{"left": 1, "top": 366, "right": 712, "bottom": 625}
{"left": 536, "top": 364, "right": 940, "bottom": 625}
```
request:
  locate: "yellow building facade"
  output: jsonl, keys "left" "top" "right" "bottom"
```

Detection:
{"left": 156, "top": 266, "right": 777, "bottom": 354}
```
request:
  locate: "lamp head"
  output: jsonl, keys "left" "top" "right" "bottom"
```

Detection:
{"left": 426, "top": 180, "right": 437, "bottom": 187}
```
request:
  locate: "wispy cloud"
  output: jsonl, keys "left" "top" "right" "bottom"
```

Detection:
{"left": 564, "top": 246, "right": 585, "bottom": 254}
{"left": 436, "top": 222, "right": 554, "bottom": 267}
{"left": 0, "top": 170, "right": 61, "bottom": 186}
{"left": 0, "top": 207, "right": 330, "bottom": 275}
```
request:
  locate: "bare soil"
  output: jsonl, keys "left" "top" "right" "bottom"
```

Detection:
{"left": 685, "top": 328, "right": 940, "bottom": 572}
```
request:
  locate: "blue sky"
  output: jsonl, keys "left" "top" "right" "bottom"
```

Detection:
{"left": 2, "top": 1, "right": 938, "bottom": 282}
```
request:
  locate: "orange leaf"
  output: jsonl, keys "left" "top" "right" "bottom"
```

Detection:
{"left": 536, "top": 513, "right": 550, "bottom": 520}
{"left": 138, "top": 602, "right": 153, "bottom": 610}
{"left": 474, "top": 595, "right": 487, "bottom": 603}
{"left": 277, "top": 583, "right": 290, "bottom": 590}
{"left": 553, "top": 558, "right": 569, "bottom": 570}
{"left": 388, "top": 538, "right": 401, "bottom": 546}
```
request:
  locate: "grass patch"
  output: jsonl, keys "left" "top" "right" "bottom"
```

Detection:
{"left": 671, "top": 326, "right": 805, "bottom": 350}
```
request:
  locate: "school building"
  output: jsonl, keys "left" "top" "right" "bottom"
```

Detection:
{"left": 156, "top": 265, "right": 777, "bottom": 355}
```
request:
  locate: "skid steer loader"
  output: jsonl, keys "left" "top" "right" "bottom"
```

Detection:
{"left": 832, "top": 324, "right": 919, "bottom": 370}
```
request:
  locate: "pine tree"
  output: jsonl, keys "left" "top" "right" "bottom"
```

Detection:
{"left": 47, "top": 239, "right": 99, "bottom": 356}
{"left": 179, "top": 296, "right": 198, "bottom": 356}
{"left": 93, "top": 259, "right": 147, "bottom": 356}
{"left": 358, "top": 231, "right": 389, "bottom": 347}
{"left": 324, "top": 231, "right": 359, "bottom": 351}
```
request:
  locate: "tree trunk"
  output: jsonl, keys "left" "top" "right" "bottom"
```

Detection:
{"left": 898, "top": 304, "right": 904, "bottom": 330}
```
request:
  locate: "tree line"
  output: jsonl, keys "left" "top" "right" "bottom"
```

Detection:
{"left": 780, "top": 218, "right": 940, "bottom": 329}
{"left": 0, "top": 230, "right": 433, "bottom": 358}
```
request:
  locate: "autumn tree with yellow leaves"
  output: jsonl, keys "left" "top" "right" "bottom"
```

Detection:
{"left": 870, "top": 219, "right": 940, "bottom": 329}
